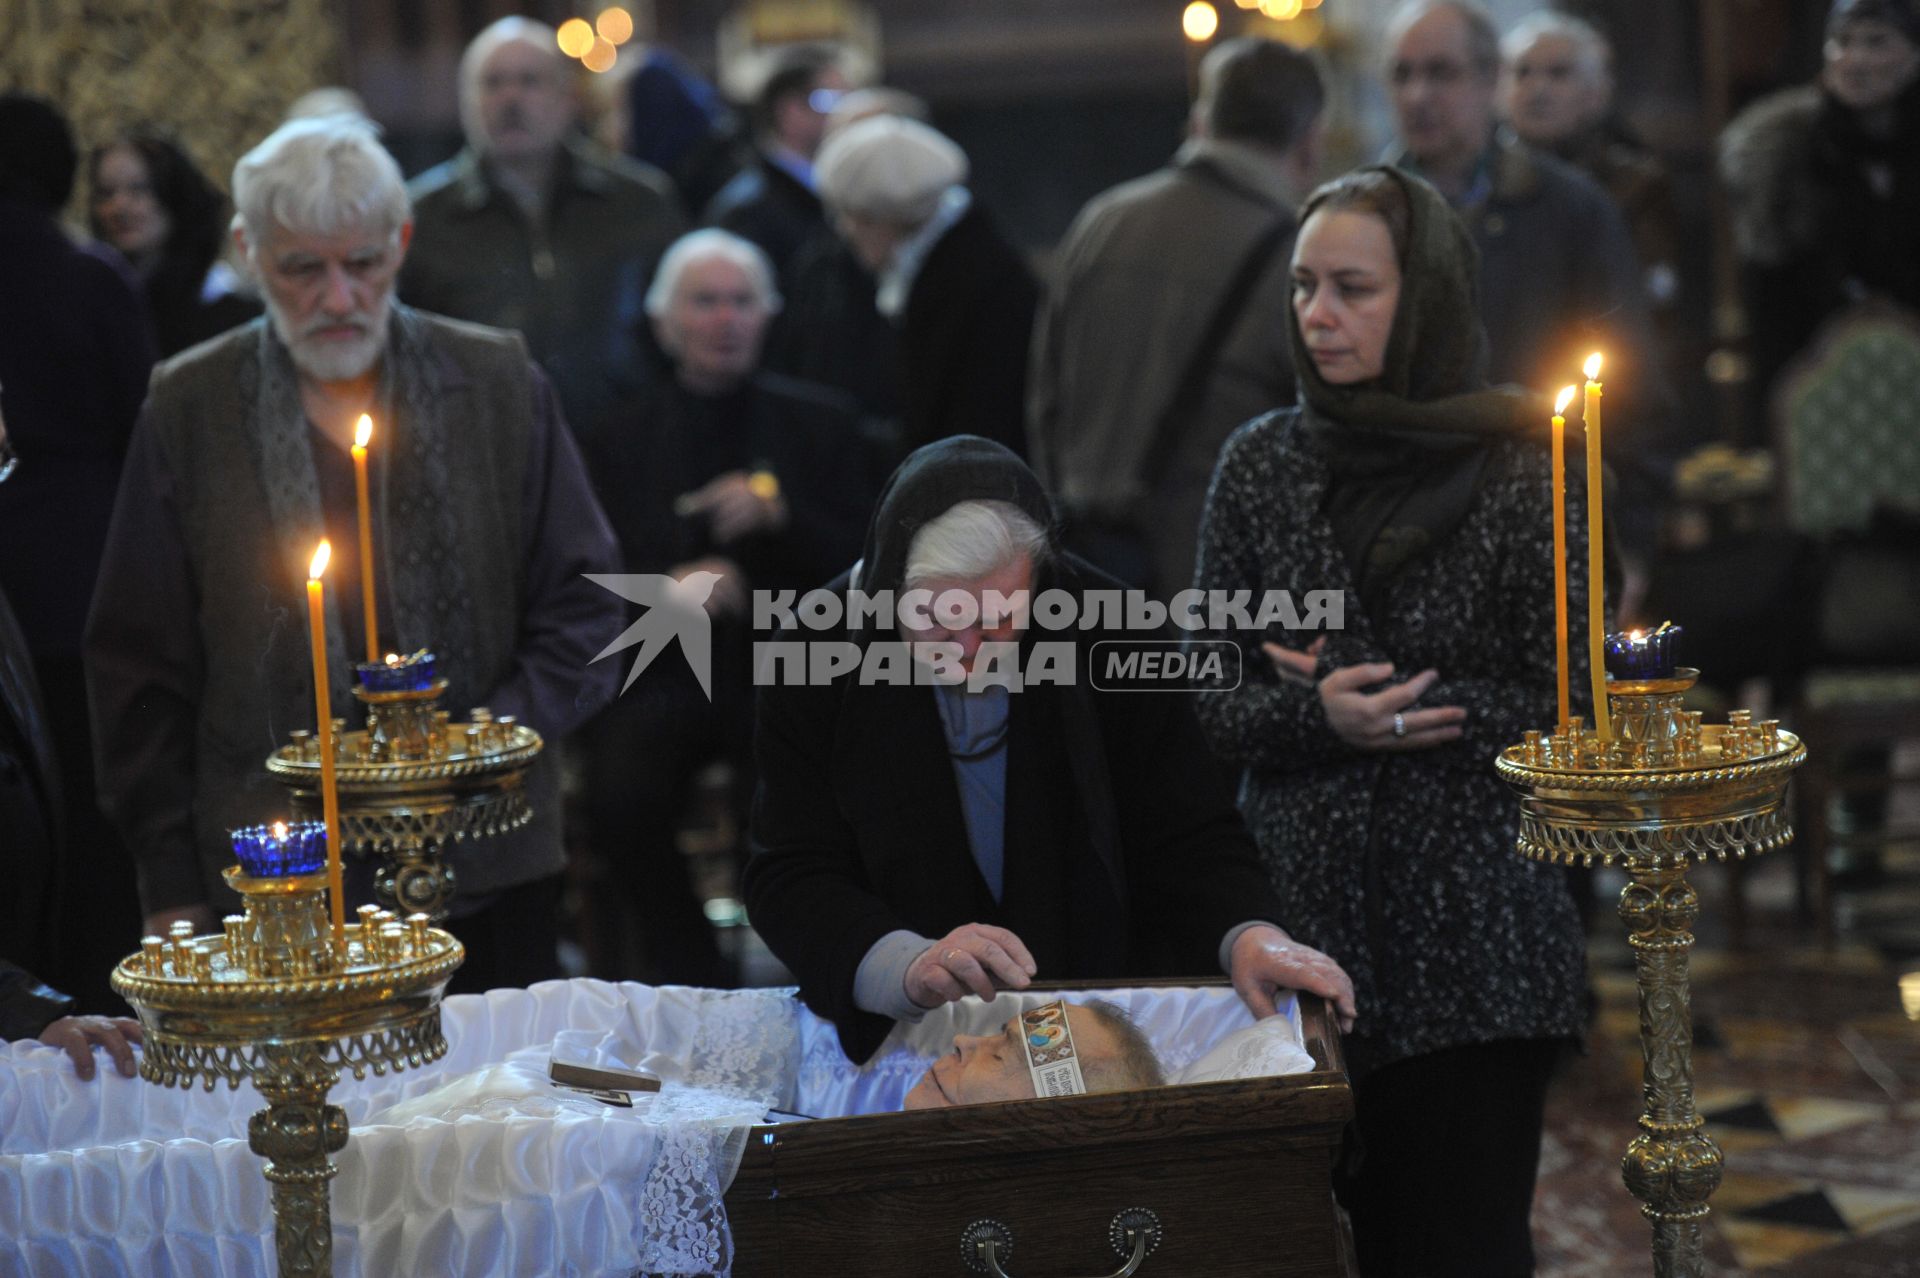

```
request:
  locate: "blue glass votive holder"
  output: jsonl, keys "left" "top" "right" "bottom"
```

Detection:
{"left": 1604, "top": 624, "right": 1683, "bottom": 681}
{"left": 354, "top": 649, "right": 438, "bottom": 693}
{"left": 231, "top": 822, "right": 327, "bottom": 878}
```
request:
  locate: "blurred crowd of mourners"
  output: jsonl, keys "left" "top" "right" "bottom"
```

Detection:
{"left": 1, "top": 1, "right": 1917, "bottom": 1270}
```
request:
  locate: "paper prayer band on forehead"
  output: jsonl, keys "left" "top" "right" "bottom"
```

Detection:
{"left": 1021, "top": 999, "right": 1087, "bottom": 1098}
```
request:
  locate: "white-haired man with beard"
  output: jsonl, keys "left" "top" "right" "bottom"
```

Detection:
{"left": 84, "top": 115, "right": 625, "bottom": 993}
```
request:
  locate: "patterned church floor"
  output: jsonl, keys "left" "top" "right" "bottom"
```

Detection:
{"left": 1534, "top": 836, "right": 1920, "bottom": 1276}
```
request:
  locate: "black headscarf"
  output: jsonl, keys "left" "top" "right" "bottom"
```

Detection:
{"left": 1290, "top": 165, "right": 1538, "bottom": 594}
{"left": 844, "top": 436, "right": 1125, "bottom": 908}
{"left": 851, "top": 434, "right": 1056, "bottom": 611}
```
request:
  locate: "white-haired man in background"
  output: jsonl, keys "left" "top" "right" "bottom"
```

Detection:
{"left": 85, "top": 114, "right": 625, "bottom": 993}
{"left": 400, "top": 15, "right": 685, "bottom": 452}
{"left": 576, "top": 227, "right": 873, "bottom": 988}
{"left": 1500, "top": 10, "right": 1681, "bottom": 315}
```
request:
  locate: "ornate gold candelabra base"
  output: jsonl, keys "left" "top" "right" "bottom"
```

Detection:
{"left": 1497, "top": 669, "right": 1805, "bottom": 1278}
{"left": 249, "top": 1043, "right": 350, "bottom": 1274}
{"left": 266, "top": 678, "right": 542, "bottom": 921}
{"left": 112, "top": 868, "right": 464, "bottom": 1277}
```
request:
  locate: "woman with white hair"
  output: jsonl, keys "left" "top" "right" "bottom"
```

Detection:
{"left": 810, "top": 116, "right": 1039, "bottom": 461}
{"left": 576, "top": 227, "right": 875, "bottom": 988}
{"left": 742, "top": 434, "right": 1357, "bottom": 1064}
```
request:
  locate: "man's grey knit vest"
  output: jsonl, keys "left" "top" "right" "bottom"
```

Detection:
{"left": 143, "top": 306, "right": 562, "bottom": 909}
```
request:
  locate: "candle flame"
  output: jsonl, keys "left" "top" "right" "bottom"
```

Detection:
{"left": 354, "top": 414, "right": 372, "bottom": 449}
{"left": 1629, "top": 629, "right": 1645, "bottom": 641}
{"left": 385, "top": 652, "right": 401, "bottom": 665}
{"left": 1554, "top": 385, "right": 1576, "bottom": 415}
{"left": 273, "top": 821, "right": 288, "bottom": 840}
{"left": 1583, "top": 352, "right": 1603, "bottom": 381}
{"left": 309, "top": 540, "right": 331, "bottom": 580}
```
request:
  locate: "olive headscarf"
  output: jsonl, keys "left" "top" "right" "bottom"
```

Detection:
{"left": 1290, "top": 165, "right": 1538, "bottom": 594}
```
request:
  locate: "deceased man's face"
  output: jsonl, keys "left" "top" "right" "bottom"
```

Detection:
{"left": 903, "top": 1002, "right": 1120, "bottom": 1110}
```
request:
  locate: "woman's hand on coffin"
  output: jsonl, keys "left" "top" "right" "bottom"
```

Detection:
{"left": 905, "top": 923, "right": 1039, "bottom": 1009}
{"left": 1229, "top": 925, "right": 1357, "bottom": 1033}
{"left": 39, "top": 1015, "right": 143, "bottom": 1080}
{"left": 1316, "top": 663, "right": 1466, "bottom": 751}
{"left": 1261, "top": 636, "right": 1327, "bottom": 687}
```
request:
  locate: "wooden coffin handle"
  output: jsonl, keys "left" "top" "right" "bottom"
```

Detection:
{"left": 960, "top": 1209, "right": 1163, "bottom": 1277}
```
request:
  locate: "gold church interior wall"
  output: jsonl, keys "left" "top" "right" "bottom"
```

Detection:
{"left": 0, "top": 0, "right": 342, "bottom": 226}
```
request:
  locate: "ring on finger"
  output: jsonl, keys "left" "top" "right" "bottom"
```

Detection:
{"left": 945, "top": 948, "right": 965, "bottom": 963}
{"left": 1392, "top": 711, "right": 1407, "bottom": 738}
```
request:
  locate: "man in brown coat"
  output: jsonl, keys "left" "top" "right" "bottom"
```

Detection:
{"left": 1028, "top": 39, "right": 1325, "bottom": 600}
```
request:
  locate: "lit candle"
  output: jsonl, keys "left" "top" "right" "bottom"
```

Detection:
{"left": 230, "top": 820, "right": 327, "bottom": 878}
{"left": 353, "top": 648, "right": 439, "bottom": 693}
{"left": 1604, "top": 621, "right": 1683, "bottom": 681}
{"left": 351, "top": 414, "right": 378, "bottom": 664}
{"left": 1583, "top": 353, "right": 1610, "bottom": 741}
{"left": 306, "top": 540, "right": 345, "bottom": 946}
{"left": 1551, "top": 386, "right": 1574, "bottom": 733}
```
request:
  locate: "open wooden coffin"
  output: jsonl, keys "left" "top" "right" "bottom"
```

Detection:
{"left": 728, "top": 980, "right": 1355, "bottom": 1278}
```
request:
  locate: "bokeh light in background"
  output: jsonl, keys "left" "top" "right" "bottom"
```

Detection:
{"left": 581, "top": 37, "right": 618, "bottom": 73}
{"left": 557, "top": 9, "right": 633, "bottom": 73}
{"left": 1182, "top": 1, "right": 1219, "bottom": 43}
{"left": 556, "top": 18, "right": 594, "bottom": 58}
{"left": 596, "top": 8, "right": 636, "bottom": 46}
{"left": 1227, "top": 0, "right": 1323, "bottom": 42}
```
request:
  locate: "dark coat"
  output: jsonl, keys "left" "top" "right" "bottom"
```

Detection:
{"left": 399, "top": 140, "right": 687, "bottom": 454}
{"left": 584, "top": 368, "right": 873, "bottom": 596}
{"left": 761, "top": 234, "right": 903, "bottom": 442}
{"left": 897, "top": 204, "right": 1040, "bottom": 461}
{"left": 743, "top": 436, "right": 1280, "bottom": 1061}
{"left": 0, "top": 198, "right": 152, "bottom": 1008}
{"left": 1560, "top": 128, "right": 1683, "bottom": 317}
{"left": 0, "top": 199, "right": 153, "bottom": 667}
{"left": 1387, "top": 135, "right": 1676, "bottom": 545}
{"left": 706, "top": 155, "right": 827, "bottom": 279}
{"left": 1720, "top": 81, "right": 1920, "bottom": 410}
{"left": 1434, "top": 135, "right": 1651, "bottom": 394}
{"left": 145, "top": 272, "right": 261, "bottom": 361}
{"left": 0, "top": 587, "right": 61, "bottom": 979}
{"left": 1192, "top": 408, "right": 1588, "bottom": 1077}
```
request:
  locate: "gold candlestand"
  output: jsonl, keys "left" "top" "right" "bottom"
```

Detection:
{"left": 266, "top": 677, "right": 542, "bottom": 921}
{"left": 1496, "top": 668, "right": 1805, "bottom": 1277}
{"left": 111, "top": 868, "right": 463, "bottom": 1277}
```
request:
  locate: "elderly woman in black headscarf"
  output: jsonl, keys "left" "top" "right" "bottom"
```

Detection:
{"left": 743, "top": 435, "right": 1355, "bottom": 1063}
{"left": 1192, "top": 166, "right": 1590, "bottom": 1277}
